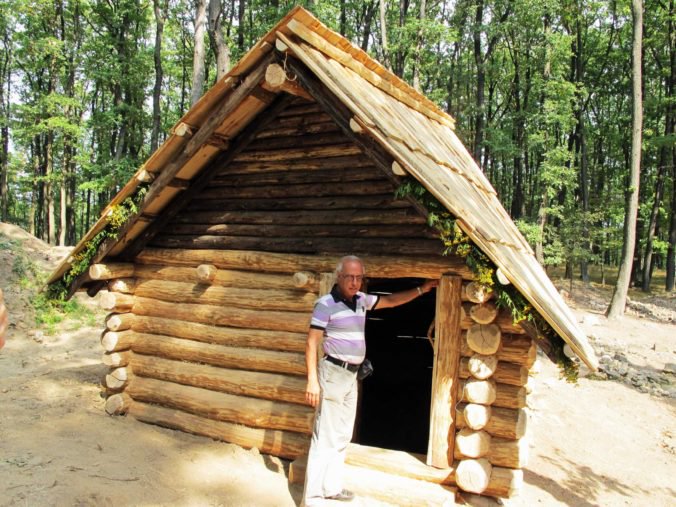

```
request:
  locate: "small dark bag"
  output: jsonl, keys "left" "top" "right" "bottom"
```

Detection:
{"left": 357, "top": 359, "right": 373, "bottom": 380}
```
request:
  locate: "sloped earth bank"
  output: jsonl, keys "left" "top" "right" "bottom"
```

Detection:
{"left": 0, "top": 223, "right": 674, "bottom": 506}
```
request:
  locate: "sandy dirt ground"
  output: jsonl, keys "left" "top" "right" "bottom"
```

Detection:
{"left": 0, "top": 222, "right": 674, "bottom": 506}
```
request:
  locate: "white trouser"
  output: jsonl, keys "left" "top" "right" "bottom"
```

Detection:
{"left": 302, "top": 358, "right": 358, "bottom": 506}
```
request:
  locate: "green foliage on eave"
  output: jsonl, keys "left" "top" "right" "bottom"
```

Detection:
{"left": 395, "top": 179, "right": 578, "bottom": 381}
{"left": 46, "top": 185, "right": 149, "bottom": 301}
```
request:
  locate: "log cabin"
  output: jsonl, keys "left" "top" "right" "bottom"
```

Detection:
{"left": 47, "top": 7, "right": 598, "bottom": 504}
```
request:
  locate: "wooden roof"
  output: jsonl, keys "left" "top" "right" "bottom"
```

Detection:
{"left": 47, "top": 6, "right": 597, "bottom": 370}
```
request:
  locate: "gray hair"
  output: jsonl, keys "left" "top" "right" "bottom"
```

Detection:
{"left": 335, "top": 255, "right": 365, "bottom": 275}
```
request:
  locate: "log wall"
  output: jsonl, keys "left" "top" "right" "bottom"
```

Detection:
{"left": 149, "top": 100, "right": 442, "bottom": 257}
{"left": 100, "top": 258, "right": 316, "bottom": 459}
{"left": 450, "top": 279, "right": 535, "bottom": 497}
{"left": 96, "top": 99, "right": 536, "bottom": 501}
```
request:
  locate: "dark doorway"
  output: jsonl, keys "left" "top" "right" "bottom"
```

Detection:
{"left": 356, "top": 278, "right": 436, "bottom": 454}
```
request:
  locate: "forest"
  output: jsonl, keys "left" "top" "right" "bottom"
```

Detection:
{"left": 0, "top": 0, "right": 673, "bottom": 291}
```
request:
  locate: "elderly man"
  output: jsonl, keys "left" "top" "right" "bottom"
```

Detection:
{"left": 302, "top": 255, "right": 437, "bottom": 506}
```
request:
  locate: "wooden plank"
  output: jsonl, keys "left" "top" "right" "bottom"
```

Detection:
{"left": 245, "top": 131, "right": 350, "bottom": 151}
{"left": 198, "top": 179, "right": 394, "bottom": 199}
{"left": 166, "top": 223, "right": 438, "bottom": 239}
{"left": 262, "top": 111, "right": 332, "bottom": 128}
{"left": 135, "top": 248, "right": 474, "bottom": 280}
{"left": 132, "top": 278, "right": 316, "bottom": 312}
{"left": 131, "top": 314, "right": 307, "bottom": 353}
{"left": 254, "top": 121, "right": 339, "bottom": 139}
{"left": 128, "top": 331, "right": 306, "bottom": 375}
{"left": 211, "top": 166, "right": 383, "bottom": 186}
{"left": 149, "top": 234, "right": 444, "bottom": 256}
{"left": 171, "top": 209, "right": 427, "bottom": 226}
{"left": 132, "top": 296, "right": 309, "bottom": 333}
{"left": 221, "top": 154, "right": 376, "bottom": 174}
{"left": 133, "top": 263, "right": 311, "bottom": 292}
{"left": 427, "top": 275, "right": 463, "bottom": 468}
{"left": 128, "top": 400, "right": 309, "bottom": 459}
{"left": 290, "top": 441, "right": 521, "bottom": 497}
{"left": 130, "top": 354, "right": 307, "bottom": 405}
{"left": 126, "top": 376, "right": 313, "bottom": 434}
{"left": 233, "top": 143, "right": 362, "bottom": 162}
{"left": 181, "top": 195, "right": 412, "bottom": 212}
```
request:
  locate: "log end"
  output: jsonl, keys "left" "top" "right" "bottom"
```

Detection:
{"left": 196, "top": 264, "right": 218, "bottom": 283}
{"left": 105, "top": 393, "right": 131, "bottom": 415}
{"left": 455, "top": 458, "right": 492, "bottom": 494}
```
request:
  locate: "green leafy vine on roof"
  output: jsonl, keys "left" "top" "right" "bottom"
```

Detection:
{"left": 47, "top": 184, "right": 149, "bottom": 301}
{"left": 395, "top": 179, "right": 577, "bottom": 380}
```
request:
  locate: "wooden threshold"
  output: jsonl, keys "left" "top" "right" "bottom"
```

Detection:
{"left": 290, "top": 443, "right": 457, "bottom": 506}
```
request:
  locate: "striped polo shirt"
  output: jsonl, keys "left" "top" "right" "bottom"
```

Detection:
{"left": 310, "top": 285, "right": 380, "bottom": 364}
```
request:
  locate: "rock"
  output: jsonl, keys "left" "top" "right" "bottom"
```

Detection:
{"left": 582, "top": 314, "right": 601, "bottom": 326}
{"left": 599, "top": 354, "right": 612, "bottom": 364}
{"left": 563, "top": 344, "right": 576, "bottom": 359}
{"left": 613, "top": 352, "right": 627, "bottom": 362}
{"left": 32, "top": 330, "right": 44, "bottom": 343}
{"left": 664, "top": 363, "right": 676, "bottom": 375}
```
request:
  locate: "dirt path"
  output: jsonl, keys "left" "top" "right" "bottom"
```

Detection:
{"left": 1, "top": 223, "right": 674, "bottom": 506}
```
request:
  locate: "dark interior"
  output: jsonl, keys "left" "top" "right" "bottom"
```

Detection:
{"left": 355, "top": 278, "right": 437, "bottom": 454}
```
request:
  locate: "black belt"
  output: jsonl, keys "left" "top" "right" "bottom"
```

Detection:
{"left": 324, "top": 355, "right": 360, "bottom": 373}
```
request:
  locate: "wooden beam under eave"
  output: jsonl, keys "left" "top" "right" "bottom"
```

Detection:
{"left": 141, "top": 51, "right": 276, "bottom": 215}
{"left": 250, "top": 85, "right": 279, "bottom": 105}
{"left": 205, "top": 133, "right": 230, "bottom": 151}
{"left": 166, "top": 178, "right": 191, "bottom": 190}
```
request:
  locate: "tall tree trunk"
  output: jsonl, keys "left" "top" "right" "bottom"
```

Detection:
{"left": 0, "top": 38, "right": 9, "bottom": 221}
{"left": 45, "top": 130, "right": 56, "bottom": 245}
{"left": 578, "top": 120, "right": 590, "bottom": 283}
{"left": 237, "top": 0, "right": 246, "bottom": 52}
{"left": 392, "top": 0, "right": 408, "bottom": 77}
{"left": 379, "top": 0, "right": 390, "bottom": 70}
{"left": 208, "top": 0, "right": 230, "bottom": 80}
{"left": 665, "top": 0, "right": 675, "bottom": 292}
{"left": 510, "top": 54, "right": 524, "bottom": 219}
{"left": 473, "top": 0, "right": 486, "bottom": 162}
{"left": 667, "top": 165, "right": 676, "bottom": 291}
{"left": 29, "top": 139, "right": 41, "bottom": 237}
{"left": 151, "top": 0, "right": 167, "bottom": 152}
{"left": 607, "top": 0, "right": 643, "bottom": 318}
{"left": 191, "top": 0, "right": 208, "bottom": 106}
{"left": 412, "top": 0, "right": 426, "bottom": 91}
{"left": 535, "top": 12, "right": 552, "bottom": 265}
{"left": 340, "top": 0, "right": 346, "bottom": 36}
{"left": 360, "top": 0, "right": 375, "bottom": 51}
{"left": 641, "top": 159, "right": 666, "bottom": 291}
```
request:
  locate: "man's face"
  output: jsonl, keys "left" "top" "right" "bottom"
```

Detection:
{"left": 336, "top": 260, "right": 365, "bottom": 299}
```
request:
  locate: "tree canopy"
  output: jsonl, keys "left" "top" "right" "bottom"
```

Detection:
{"left": 0, "top": 0, "right": 673, "bottom": 291}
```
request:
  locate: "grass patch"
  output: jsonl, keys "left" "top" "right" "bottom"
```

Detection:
{"left": 3, "top": 236, "right": 97, "bottom": 335}
{"left": 33, "top": 293, "right": 96, "bottom": 335}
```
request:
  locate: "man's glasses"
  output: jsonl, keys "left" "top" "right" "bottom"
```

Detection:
{"left": 339, "top": 275, "right": 365, "bottom": 283}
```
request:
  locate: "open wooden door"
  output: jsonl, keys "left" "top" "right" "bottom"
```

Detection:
{"left": 426, "top": 275, "right": 463, "bottom": 468}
